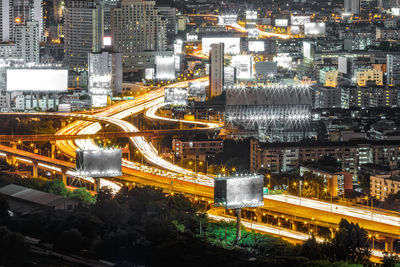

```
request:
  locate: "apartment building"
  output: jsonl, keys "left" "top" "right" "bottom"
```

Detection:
{"left": 250, "top": 139, "right": 400, "bottom": 177}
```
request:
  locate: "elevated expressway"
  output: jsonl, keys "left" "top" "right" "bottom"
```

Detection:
{"left": 1, "top": 77, "right": 400, "bottom": 254}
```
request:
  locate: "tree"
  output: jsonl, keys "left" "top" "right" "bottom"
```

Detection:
{"left": 0, "top": 195, "right": 9, "bottom": 220}
{"left": 70, "top": 188, "right": 95, "bottom": 205}
{"left": 96, "top": 186, "right": 114, "bottom": 202}
{"left": 381, "top": 252, "right": 400, "bottom": 267}
{"left": 44, "top": 179, "right": 70, "bottom": 197}
{"left": 382, "top": 192, "right": 400, "bottom": 212}
{"left": 330, "top": 219, "right": 371, "bottom": 264}
{"left": 0, "top": 227, "right": 28, "bottom": 266}
{"left": 91, "top": 199, "right": 127, "bottom": 229}
{"left": 56, "top": 228, "right": 88, "bottom": 252}
{"left": 301, "top": 235, "right": 325, "bottom": 260}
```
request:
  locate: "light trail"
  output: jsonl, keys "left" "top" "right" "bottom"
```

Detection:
{"left": 264, "top": 194, "right": 400, "bottom": 228}
{"left": 55, "top": 77, "right": 216, "bottom": 187}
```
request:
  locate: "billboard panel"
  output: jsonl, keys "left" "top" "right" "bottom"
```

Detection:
{"left": 188, "top": 82, "right": 206, "bottom": 102}
{"left": 232, "top": 55, "right": 253, "bottom": 79}
{"left": 291, "top": 15, "right": 310, "bottom": 25}
{"left": 7, "top": 69, "right": 68, "bottom": 92}
{"left": 145, "top": 68, "right": 155, "bottom": 80}
{"left": 303, "top": 41, "right": 313, "bottom": 59}
{"left": 214, "top": 175, "right": 264, "bottom": 209}
{"left": 202, "top": 37, "right": 241, "bottom": 55}
{"left": 273, "top": 53, "right": 292, "bottom": 68}
{"left": 164, "top": 87, "right": 188, "bottom": 106}
{"left": 338, "top": 56, "right": 348, "bottom": 74}
{"left": 248, "top": 41, "right": 265, "bottom": 52}
{"left": 290, "top": 25, "right": 301, "bottom": 35}
{"left": 304, "top": 23, "right": 326, "bottom": 36}
{"left": 155, "top": 56, "right": 175, "bottom": 80}
{"left": 275, "top": 19, "right": 288, "bottom": 27}
{"left": 76, "top": 149, "right": 122, "bottom": 178}
{"left": 91, "top": 94, "right": 108, "bottom": 108}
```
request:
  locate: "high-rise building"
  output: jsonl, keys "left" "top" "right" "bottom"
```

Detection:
{"left": 111, "top": 0, "right": 166, "bottom": 53}
{"left": 387, "top": 54, "right": 400, "bottom": 86}
{"left": 344, "top": 0, "right": 360, "bottom": 14}
{"left": 209, "top": 43, "right": 224, "bottom": 97}
{"left": 13, "top": 0, "right": 44, "bottom": 42}
{"left": 64, "top": 0, "right": 103, "bottom": 71}
{"left": 0, "top": 0, "right": 13, "bottom": 42}
{"left": 100, "top": 0, "right": 120, "bottom": 37}
{"left": 379, "top": 0, "right": 400, "bottom": 9}
{"left": 88, "top": 51, "right": 122, "bottom": 97}
{"left": 15, "top": 21, "right": 39, "bottom": 64}
{"left": 156, "top": 5, "right": 177, "bottom": 44}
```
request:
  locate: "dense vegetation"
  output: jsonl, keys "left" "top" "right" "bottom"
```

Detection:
{"left": 0, "top": 171, "right": 399, "bottom": 266}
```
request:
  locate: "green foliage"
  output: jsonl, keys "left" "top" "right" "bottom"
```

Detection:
{"left": 44, "top": 179, "right": 70, "bottom": 197}
{"left": 204, "top": 221, "right": 295, "bottom": 257}
{"left": 330, "top": 219, "right": 370, "bottom": 263}
{"left": 300, "top": 219, "right": 371, "bottom": 265}
{"left": 0, "top": 226, "right": 28, "bottom": 266}
{"left": 70, "top": 187, "right": 96, "bottom": 205}
{"left": 0, "top": 195, "right": 9, "bottom": 220}
{"left": 56, "top": 228, "right": 89, "bottom": 252}
{"left": 382, "top": 192, "right": 400, "bottom": 212}
{"left": 381, "top": 252, "right": 400, "bottom": 267}
{"left": 0, "top": 171, "right": 47, "bottom": 190}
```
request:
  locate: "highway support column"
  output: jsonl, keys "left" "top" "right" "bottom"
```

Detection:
{"left": 32, "top": 161, "right": 38, "bottom": 178}
{"left": 236, "top": 208, "right": 241, "bottom": 242}
{"left": 385, "top": 238, "right": 394, "bottom": 253}
{"left": 291, "top": 221, "right": 297, "bottom": 231}
{"left": 61, "top": 167, "right": 67, "bottom": 185}
{"left": 94, "top": 178, "right": 101, "bottom": 192}
{"left": 50, "top": 142, "right": 56, "bottom": 159}
{"left": 6, "top": 154, "right": 16, "bottom": 166}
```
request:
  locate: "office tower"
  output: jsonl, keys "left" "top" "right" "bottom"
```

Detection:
{"left": 387, "top": 54, "right": 400, "bottom": 86}
{"left": 13, "top": 0, "right": 44, "bottom": 42}
{"left": 344, "top": 0, "right": 360, "bottom": 14}
{"left": 100, "top": 0, "right": 120, "bottom": 36}
{"left": 64, "top": 0, "right": 103, "bottom": 71}
{"left": 379, "top": 0, "right": 400, "bottom": 9}
{"left": 0, "top": 0, "right": 13, "bottom": 42}
{"left": 156, "top": 5, "right": 177, "bottom": 44}
{"left": 209, "top": 43, "right": 224, "bottom": 97}
{"left": 111, "top": 0, "right": 166, "bottom": 53}
{"left": 15, "top": 21, "right": 39, "bottom": 64}
{"left": 88, "top": 51, "right": 122, "bottom": 97}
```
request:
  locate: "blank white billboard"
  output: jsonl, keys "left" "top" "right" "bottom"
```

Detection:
{"left": 76, "top": 149, "right": 122, "bottom": 178}
{"left": 202, "top": 37, "right": 241, "bottom": 55}
{"left": 7, "top": 69, "right": 68, "bottom": 92}
{"left": 155, "top": 56, "right": 175, "bottom": 80}
{"left": 303, "top": 41, "right": 312, "bottom": 59}
{"left": 338, "top": 56, "right": 348, "bottom": 74}
{"left": 275, "top": 19, "right": 288, "bottom": 27}
{"left": 304, "top": 23, "right": 326, "bottom": 36}
{"left": 214, "top": 175, "right": 264, "bottom": 209}
{"left": 248, "top": 41, "right": 265, "bottom": 52}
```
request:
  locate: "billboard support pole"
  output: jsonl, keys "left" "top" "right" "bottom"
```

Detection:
{"left": 236, "top": 208, "right": 241, "bottom": 242}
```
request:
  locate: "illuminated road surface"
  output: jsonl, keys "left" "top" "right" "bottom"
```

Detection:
{"left": 55, "top": 77, "right": 216, "bottom": 186}
{"left": 264, "top": 194, "right": 400, "bottom": 228}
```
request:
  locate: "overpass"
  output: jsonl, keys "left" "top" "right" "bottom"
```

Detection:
{"left": 0, "top": 141, "right": 399, "bottom": 255}
{"left": 0, "top": 128, "right": 221, "bottom": 142}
